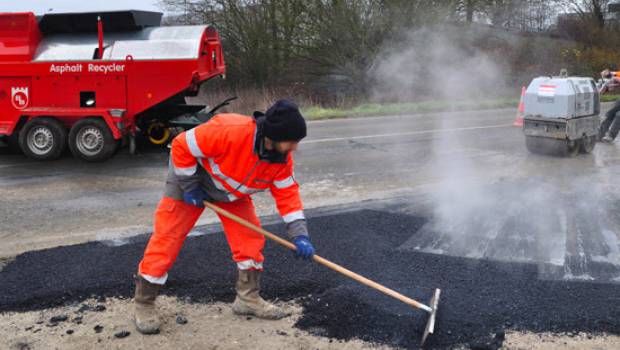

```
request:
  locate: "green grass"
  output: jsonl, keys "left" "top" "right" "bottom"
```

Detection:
{"left": 301, "top": 95, "right": 620, "bottom": 120}
{"left": 601, "top": 94, "right": 620, "bottom": 102}
{"left": 302, "top": 98, "right": 519, "bottom": 120}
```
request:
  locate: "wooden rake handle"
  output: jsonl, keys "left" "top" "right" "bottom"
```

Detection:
{"left": 204, "top": 201, "right": 432, "bottom": 313}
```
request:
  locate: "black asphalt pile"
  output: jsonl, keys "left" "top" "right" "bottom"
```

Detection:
{"left": 1, "top": 209, "right": 620, "bottom": 349}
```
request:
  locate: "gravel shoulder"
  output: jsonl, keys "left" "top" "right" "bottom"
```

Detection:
{"left": 1, "top": 296, "right": 395, "bottom": 350}
{"left": 3, "top": 297, "right": 619, "bottom": 350}
{"left": 501, "top": 331, "right": 620, "bottom": 350}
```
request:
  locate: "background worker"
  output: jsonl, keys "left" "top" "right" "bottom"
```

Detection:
{"left": 598, "top": 69, "right": 620, "bottom": 142}
{"left": 133, "top": 100, "right": 315, "bottom": 334}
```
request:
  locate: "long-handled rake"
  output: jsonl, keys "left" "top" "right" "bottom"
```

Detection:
{"left": 204, "top": 201, "right": 441, "bottom": 345}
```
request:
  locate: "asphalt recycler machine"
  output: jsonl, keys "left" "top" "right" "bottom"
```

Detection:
{"left": 0, "top": 10, "right": 227, "bottom": 161}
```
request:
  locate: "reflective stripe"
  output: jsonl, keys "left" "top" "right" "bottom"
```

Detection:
{"left": 273, "top": 176, "right": 295, "bottom": 189}
{"left": 237, "top": 259, "right": 263, "bottom": 270}
{"left": 208, "top": 158, "right": 240, "bottom": 186}
{"left": 141, "top": 272, "right": 168, "bottom": 285}
{"left": 196, "top": 159, "right": 238, "bottom": 202}
{"left": 207, "top": 158, "right": 261, "bottom": 195}
{"left": 207, "top": 167, "right": 231, "bottom": 192}
{"left": 282, "top": 210, "right": 305, "bottom": 223}
{"left": 236, "top": 185, "right": 262, "bottom": 195}
{"left": 186, "top": 128, "right": 205, "bottom": 158}
{"left": 237, "top": 186, "right": 266, "bottom": 195}
{"left": 173, "top": 164, "right": 197, "bottom": 176}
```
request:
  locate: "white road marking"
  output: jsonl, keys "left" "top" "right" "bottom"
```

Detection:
{"left": 303, "top": 124, "right": 513, "bottom": 144}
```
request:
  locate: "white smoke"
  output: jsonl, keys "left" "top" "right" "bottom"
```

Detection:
{"left": 368, "top": 24, "right": 620, "bottom": 282}
{"left": 369, "top": 25, "right": 508, "bottom": 103}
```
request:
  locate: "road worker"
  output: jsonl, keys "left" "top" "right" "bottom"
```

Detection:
{"left": 598, "top": 69, "right": 620, "bottom": 142}
{"left": 133, "top": 100, "right": 315, "bottom": 334}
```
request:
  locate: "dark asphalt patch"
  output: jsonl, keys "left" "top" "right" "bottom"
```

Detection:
{"left": 1, "top": 209, "right": 620, "bottom": 349}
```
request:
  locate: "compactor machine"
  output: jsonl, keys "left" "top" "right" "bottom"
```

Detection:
{"left": 523, "top": 73, "right": 600, "bottom": 156}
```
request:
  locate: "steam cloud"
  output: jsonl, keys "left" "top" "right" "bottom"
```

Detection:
{"left": 369, "top": 25, "right": 506, "bottom": 102}
{"left": 368, "top": 24, "right": 620, "bottom": 282}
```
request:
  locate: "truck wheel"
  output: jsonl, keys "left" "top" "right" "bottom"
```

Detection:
{"left": 18, "top": 117, "right": 67, "bottom": 160}
{"left": 580, "top": 135, "right": 596, "bottom": 153}
{"left": 69, "top": 118, "right": 118, "bottom": 162}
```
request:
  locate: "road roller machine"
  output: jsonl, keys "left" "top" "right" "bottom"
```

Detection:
{"left": 522, "top": 75, "right": 600, "bottom": 156}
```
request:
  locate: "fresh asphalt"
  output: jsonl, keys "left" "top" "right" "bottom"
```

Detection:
{"left": 0, "top": 209, "right": 619, "bottom": 349}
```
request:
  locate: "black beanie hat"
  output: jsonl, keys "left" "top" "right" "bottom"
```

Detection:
{"left": 263, "top": 100, "right": 307, "bottom": 142}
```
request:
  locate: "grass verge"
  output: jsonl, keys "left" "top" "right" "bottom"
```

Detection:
{"left": 601, "top": 94, "right": 620, "bottom": 102}
{"left": 302, "top": 98, "right": 519, "bottom": 120}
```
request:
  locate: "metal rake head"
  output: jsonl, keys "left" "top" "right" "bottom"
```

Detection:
{"left": 421, "top": 288, "right": 441, "bottom": 346}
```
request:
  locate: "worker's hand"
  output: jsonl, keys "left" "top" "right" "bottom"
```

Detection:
{"left": 182, "top": 187, "right": 210, "bottom": 208}
{"left": 293, "top": 235, "right": 315, "bottom": 260}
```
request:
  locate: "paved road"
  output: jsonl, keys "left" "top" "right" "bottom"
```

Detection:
{"left": 2, "top": 105, "right": 620, "bottom": 283}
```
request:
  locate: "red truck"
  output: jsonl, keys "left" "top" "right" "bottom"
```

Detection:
{"left": 0, "top": 10, "right": 226, "bottom": 161}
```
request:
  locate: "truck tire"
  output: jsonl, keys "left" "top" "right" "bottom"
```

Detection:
{"left": 18, "top": 117, "right": 67, "bottom": 160}
{"left": 69, "top": 118, "right": 118, "bottom": 162}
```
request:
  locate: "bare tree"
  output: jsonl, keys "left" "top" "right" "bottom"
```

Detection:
{"left": 567, "top": 0, "right": 610, "bottom": 29}
{"left": 159, "top": 0, "right": 310, "bottom": 86}
{"left": 158, "top": 0, "right": 455, "bottom": 97}
{"left": 452, "top": 0, "right": 485, "bottom": 22}
{"left": 153, "top": 0, "right": 586, "bottom": 102}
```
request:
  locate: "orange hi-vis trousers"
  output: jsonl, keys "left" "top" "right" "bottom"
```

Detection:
{"left": 138, "top": 196, "right": 265, "bottom": 285}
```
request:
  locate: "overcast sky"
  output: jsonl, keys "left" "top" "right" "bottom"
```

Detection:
{"left": 0, "top": 0, "right": 162, "bottom": 15}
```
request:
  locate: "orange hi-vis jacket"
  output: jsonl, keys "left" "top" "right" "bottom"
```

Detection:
{"left": 166, "top": 113, "right": 306, "bottom": 227}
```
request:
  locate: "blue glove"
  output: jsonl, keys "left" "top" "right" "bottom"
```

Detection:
{"left": 182, "top": 187, "right": 209, "bottom": 208}
{"left": 293, "top": 235, "right": 315, "bottom": 260}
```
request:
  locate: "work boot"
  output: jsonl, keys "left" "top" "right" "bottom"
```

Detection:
{"left": 133, "top": 274, "right": 162, "bottom": 334}
{"left": 232, "top": 269, "right": 290, "bottom": 320}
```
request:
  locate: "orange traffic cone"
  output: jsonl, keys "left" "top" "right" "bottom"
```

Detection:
{"left": 513, "top": 86, "right": 525, "bottom": 127}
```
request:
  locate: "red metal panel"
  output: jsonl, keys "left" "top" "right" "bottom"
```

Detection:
{"left": 126, "top": 60, "right": 198, "bottom": 114}
{"left": 0, "top": 12, "right": 40, "bottom": 62}
{"left": 33, "top": 75, "right": 127, "bottom": 108}
{"left": 124, "top": 57, "right": 224, "bottom": 116}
